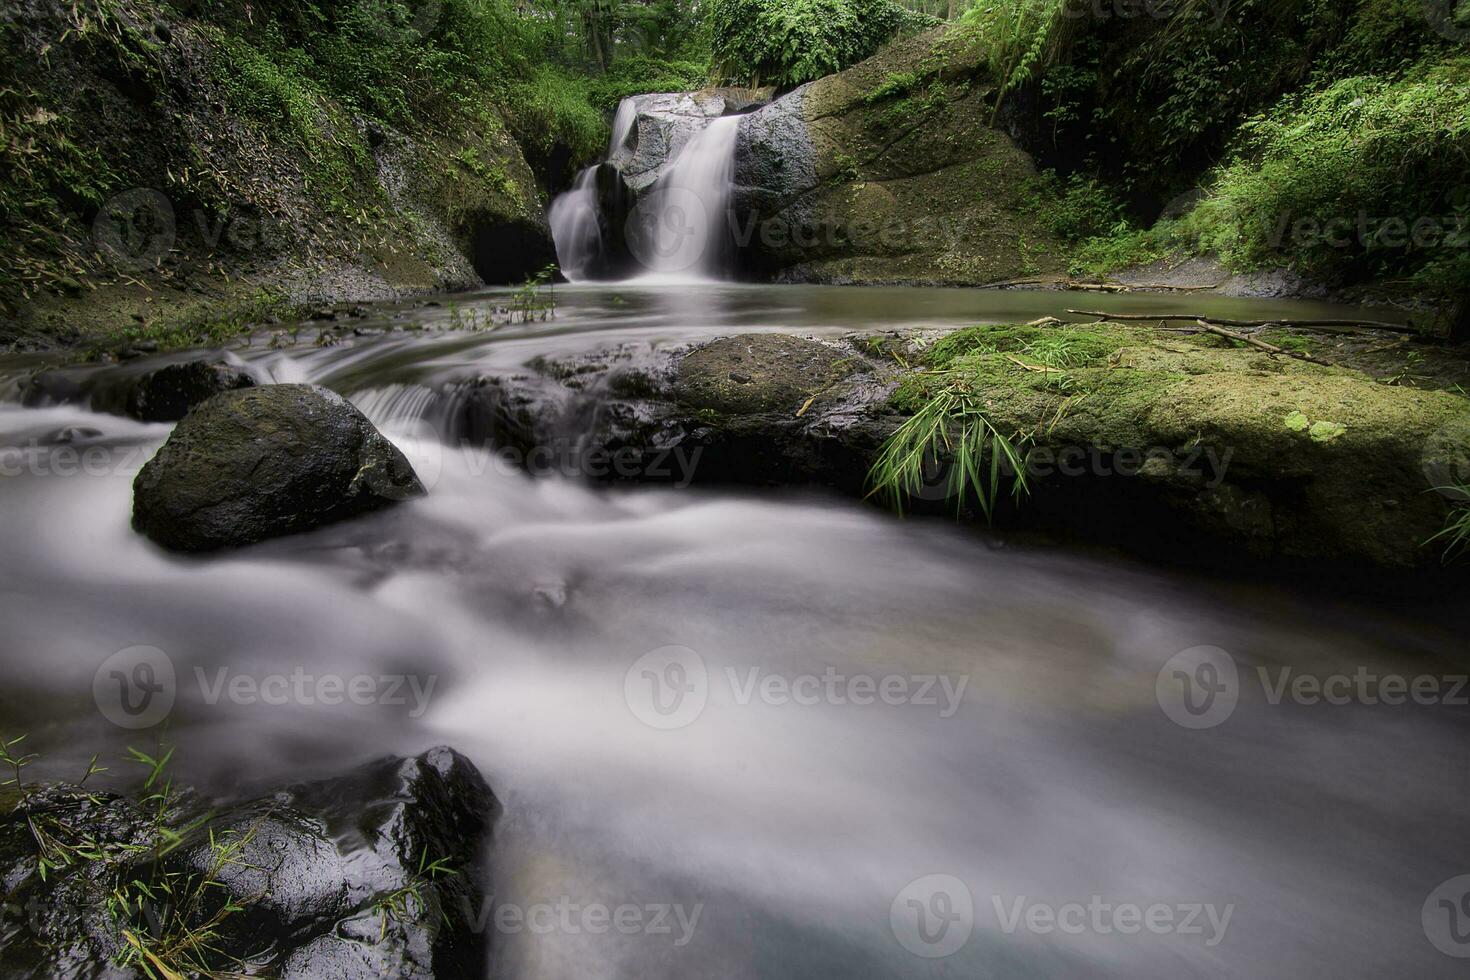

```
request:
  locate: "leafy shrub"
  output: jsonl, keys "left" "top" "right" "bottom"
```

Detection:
{"left": 1024, "top": 170, "right": 1126, "bottom": 242}
{"left": 961, "top": 0, "right": 1405, "bottom": 196}
{"left": 709, "top": 0, "right": 937, "bottom": 88}
{"left": 586, "top": 56, "right": 712, "bottom": 108}
{"left": 1194, "top": 56, "right": 1470, "bottom": 292}
{"left": 959, "top": 0, "right": 1072, "bottom": 119}
{"left": 505, "top": 67, "right": 611, "bottom": 167}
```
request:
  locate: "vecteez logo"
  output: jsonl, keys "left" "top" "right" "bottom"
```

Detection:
{"left": 624, "top": 645, "right": 709, "bottom": 729}
{"left": 92, "top": 646, "right": 439, "bottom": 726}
{"left": 1155, "top": 646, "right": 1240, "bottom": 729}
{"left": 408, "top": 0, "right": 443, "bottom": 34}
{"left": 92, "top": 189, "right": 176, "bottom": 272}
{"left": 625, "top": 187, "right": 712, "bottom": 274}
{"left": 1421, "top": 415, "right": 1470, "bottom": 502}
{"left": 890, "top": 874, "right": 974, "bottom": 958}
{"left": 1422, "top": 0, "right": 1470, "bottom": 41}
{"left": 1423, "top": 875, "right": 1470, "bottom": 957}
{"left": 622, "top": 647, "right": 969, "bottom": 728}
{"left": 93, "top": 645, "right": 176, "bottom": 729}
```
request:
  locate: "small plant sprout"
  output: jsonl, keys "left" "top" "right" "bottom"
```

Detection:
{"left": 373, "top": 848, "right": 459, "bottom": 940}
{"left": 0, "top": 733, "right": 37, "bottom": 792}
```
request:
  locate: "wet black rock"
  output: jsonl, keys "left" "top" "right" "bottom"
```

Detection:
{"left": 0, "top": 747, "right": 496, "bottom": 980}
{"left": 23, "top": 357, "right": 257, "bottom": 423}
{"left": 462, "top": 334, "right": 895, "bottom": 493}
{"left": 132, "top": 383, "right": 424, "bottom": 552}
{"left": 119, "top": 359, "right": 257, "bottom": 422}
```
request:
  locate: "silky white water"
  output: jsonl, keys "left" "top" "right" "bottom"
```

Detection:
{"left": 548, "top": 100, "right": 742, "bottom": 283}
{"left": 0, "top": 284, "right": 1464, "bottom": 978}
{"left": 548, "top": 168, "right": 603, "bottom": 283}
{"left": 629, "top": 114, "right": 741, "bottom": 281}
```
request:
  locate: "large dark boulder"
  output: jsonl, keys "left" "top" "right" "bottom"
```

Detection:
{"left": 0, "top": 748, "right": 497, "bottom": 979}
{"left": 132, "top": 384, "right": 424, "bottom": 552}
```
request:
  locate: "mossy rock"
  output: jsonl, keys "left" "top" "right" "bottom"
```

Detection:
{"left": 890, "top": 321, "right": 1470, "bottom": 568}
{"left": 132, "top": 384, "right": 424, "bottom": 552}
{"left": 674, "top": 333, "right": 856, "bottom": 415}
{"left": 734, "top": 28, "right": 1067, "bottom": 285}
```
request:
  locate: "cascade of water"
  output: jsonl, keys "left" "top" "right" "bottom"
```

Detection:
{"left": 548, "top": 97, "right": 741, "bottom": 284}
{"left": 628, "top": 115, "right": 740, "bottom": 282}
{"left": 547, "top": 167, "right": 603, "bottom": 283}
{"left": 608, "top": 98, "right": 638, "bottom": 157}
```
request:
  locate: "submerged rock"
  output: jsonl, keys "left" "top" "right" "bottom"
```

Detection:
{"left": 0, "top": 747, "right": 496, "bottom": 979}
{"left": 23, "top": 357, "right": 258, "bottom": 423}
{"left": 674, "top": 333, "right": 856, "bottom": 415}
{"left": 120, "top": 359, "right": 257, "bottom": 421}
{"left": 132, "top": 384, "right": 424, "bottom": 552}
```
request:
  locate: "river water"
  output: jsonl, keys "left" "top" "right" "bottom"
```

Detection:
{"left": 1, "top": 284, "right": 1466, "bottom": 977}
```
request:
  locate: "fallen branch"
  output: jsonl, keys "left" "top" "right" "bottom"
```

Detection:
{"left": 975, "top": 275, "right": 1055, "bottom": 289}
{"left": 1127, "top": 283, "right": 1219, "bottom": 292}
{"left": 1003, "top": 353, "right": 1064, "bottom": 374}
{"left": 1066, "top": 310, "right": 1419, "bottom": 334}
{"left": 975, "top": 279, "right": 1218, "bottom": 293}
{"left": 1359, "top": 337, "right": 1412, "bottom": 357}
{"left": 1195, "top": 320, "right": 1333, "bottom": 366}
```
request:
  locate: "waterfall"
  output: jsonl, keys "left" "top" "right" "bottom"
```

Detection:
{"left": 628, "top": 115, "right": 740, "bottom": 282}
{"left": 609, "top": 97, "right": 638, "bottom": 156}
{"left": 547, "top": 168, "right": 603, "bottom": 283}
{"left": 548, "top": 96, "right": 742, "bottom": 284}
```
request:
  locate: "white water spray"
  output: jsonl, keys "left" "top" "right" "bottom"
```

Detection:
{"left": 547, "top": 168, "right": 603, "bottom": 283}
{"left": 628, "top": 115, "right": 740, "bottom": 282}
{"left": 548, "top": 98, "right": 741, "bottom": 283}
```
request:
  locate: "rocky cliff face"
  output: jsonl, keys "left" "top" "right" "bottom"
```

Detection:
{"left": 732, "top": 29, "right": 1068, "bottom": 285}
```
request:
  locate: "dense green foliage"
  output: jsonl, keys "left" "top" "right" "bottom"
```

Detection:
{"left": 960, "top": 0, "right": 1470, "bottom": 299}
{"left": 1200, "top": 56, "right": 1470, "bottom": 292}
{"left": 709, "top": 0, "right": 937, "bottom": 87}
{"left": 193, "top": 0, "right": 702, "bottom": 175}
{"left": 0, "top": 0, "right": 716, "bottom": 308}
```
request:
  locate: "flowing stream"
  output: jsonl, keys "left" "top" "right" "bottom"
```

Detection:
{"left": 0, "top": 284, "right": 1466, "bottom": 978}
